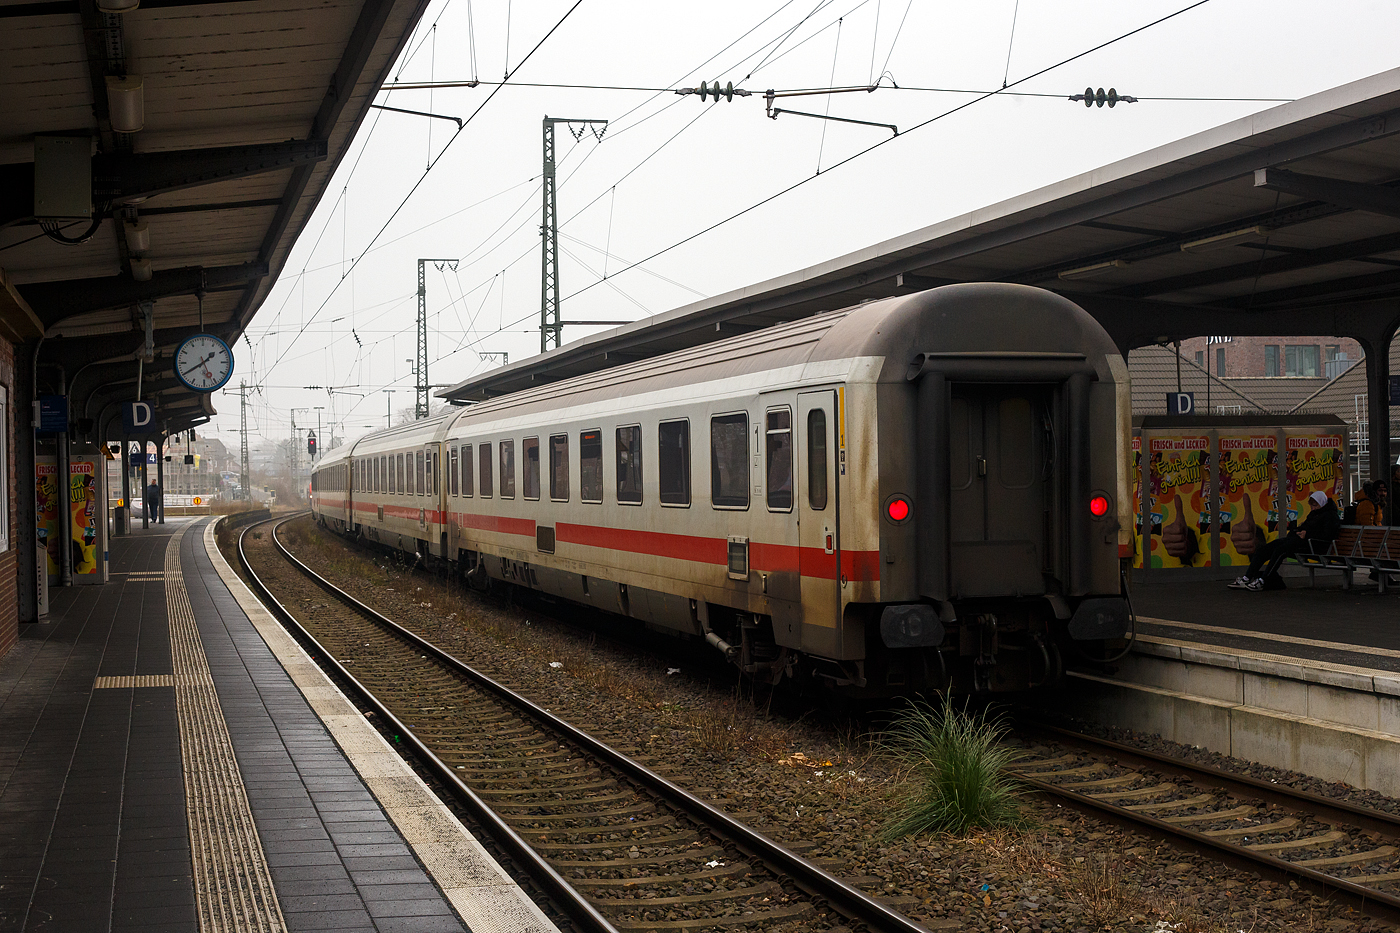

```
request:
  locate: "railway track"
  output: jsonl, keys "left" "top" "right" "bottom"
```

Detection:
{"left": 1011, "top": 723, "right": 1400, "bottom": 924}
{"left": 237, "top": 515, "right": 930, "bottom": 933}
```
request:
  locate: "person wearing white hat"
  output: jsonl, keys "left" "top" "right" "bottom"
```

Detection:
{"left": 1228, "top": 488, "right": 1341, "bottom": 591}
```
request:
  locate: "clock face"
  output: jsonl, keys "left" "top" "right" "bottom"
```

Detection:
{"left": 174, "top": 334, "right": 234, "bottom": 392}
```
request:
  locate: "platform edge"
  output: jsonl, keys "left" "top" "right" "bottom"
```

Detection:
{"left": 202, "top": 518, "right": 563, "bottom": 933}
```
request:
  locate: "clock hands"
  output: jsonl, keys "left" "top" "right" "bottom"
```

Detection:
{"left": 182, "top": 352, "right": 215, "bottom": 377}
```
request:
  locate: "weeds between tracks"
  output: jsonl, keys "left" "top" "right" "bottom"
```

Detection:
{"left": 882, "top": 696, "right": 1027, "bottom": 838}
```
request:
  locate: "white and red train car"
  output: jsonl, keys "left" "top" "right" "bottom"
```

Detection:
{"left": 313, "top": 284, "right": 1133, "bottom": 695}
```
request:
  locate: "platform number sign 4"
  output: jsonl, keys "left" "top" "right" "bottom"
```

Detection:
{"left": 173, "top": 334, "right": 234, "bottom": 392}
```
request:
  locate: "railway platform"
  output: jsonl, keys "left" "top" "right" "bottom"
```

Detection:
{"left": 0, "top": 516, "right": 554, "bottom": 933}
{"left": 1130, "top": 566, "right": 1400, "bottom": 674}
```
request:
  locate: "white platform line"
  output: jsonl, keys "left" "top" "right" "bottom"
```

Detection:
{"left": 202, "top": 519, "right": 561, "bottom": 933}
{"left": 1137, "top": 616, "right": 1400, "bottom": 663}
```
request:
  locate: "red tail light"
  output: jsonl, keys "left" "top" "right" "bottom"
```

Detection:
{"left": 887, "top": 496, "right": 911, "bottom": 522}
{"left": 1089, "top": 495, "right": 1110, "bottom": 517}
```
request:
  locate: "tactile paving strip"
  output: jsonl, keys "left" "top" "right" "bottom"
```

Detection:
{"left": 93, "top": 674, "right": 176, "bottom": 688}
{"left": 165, "top": 524, "right": 288, "bottom": 933}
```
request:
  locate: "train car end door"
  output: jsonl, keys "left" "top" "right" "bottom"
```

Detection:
{"left": 797, "top": 391, "right": 840, "bottom": 655}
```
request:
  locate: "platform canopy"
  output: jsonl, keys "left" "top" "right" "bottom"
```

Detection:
{"left": 441, "top": 67, "right": 1400, "bottom": 411}
{"left": 0, "top": 0, "right": 430, "bottom": 437}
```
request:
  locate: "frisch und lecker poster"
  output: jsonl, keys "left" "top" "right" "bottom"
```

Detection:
{"left": 1148, "top": 435, "right": 1210, "bottom": 568}
{"left": 1217, "top": 435, "right": 1277, "bottom": 567}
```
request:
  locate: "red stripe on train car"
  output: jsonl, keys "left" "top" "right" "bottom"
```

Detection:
{"left": 555, "top": 523, "right": 727, "bottom": 564}
{"left": 457, "top": 512, "right": 536, "bottom": 537}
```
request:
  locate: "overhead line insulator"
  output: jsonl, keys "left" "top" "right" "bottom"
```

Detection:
{"left": 676, "top": 81, "right": 752, "bottom": 101}
{"left": 1068, "top": 87, "right": 1138, "bottom": 108}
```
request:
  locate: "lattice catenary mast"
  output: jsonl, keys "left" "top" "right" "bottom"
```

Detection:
{"left": 417, "top": 258, "right": 457, "bottom": 419}
{"left": 540, "top": 116, "right": 607, "bottom": 352}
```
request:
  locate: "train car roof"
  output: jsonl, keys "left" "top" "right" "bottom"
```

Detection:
{"left": 432, "top": 284, "right": 1120, "bottom": 431}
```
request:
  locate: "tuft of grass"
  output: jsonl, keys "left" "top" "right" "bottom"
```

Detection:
{"left": 880, "top": 695, "right": 1026, "bottom": 838}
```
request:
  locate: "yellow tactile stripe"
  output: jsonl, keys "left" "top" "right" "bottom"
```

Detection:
{"left": 94, "top": 675, "right": 175, "bottom": 689}
{"left": 165, "top": 524, "right": 288, "bottom": 933}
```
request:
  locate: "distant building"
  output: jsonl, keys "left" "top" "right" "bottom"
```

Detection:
{"left": 163, "top": 437, "right": 233, "bottom": 499}
{"left": 1176, "top": 335, "right": 1362, "bottom": 379}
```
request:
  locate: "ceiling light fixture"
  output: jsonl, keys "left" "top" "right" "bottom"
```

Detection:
{"left": 123, "top": 218, "right": 149, "bottom": 253}
{"left": 1180, "top": 225, "right": 1270, "bottom": 253}
{"left": 131, "top": 257, "right": 152, "bottom": 282}
{"left": 96, "top": 0, "right": 140, "bottom": 10}
{"left": 105, "top": 75, "right": 145, "bottom": 133}
{"left": 1058, "top": 259, "right": 1129, "bottom": 281}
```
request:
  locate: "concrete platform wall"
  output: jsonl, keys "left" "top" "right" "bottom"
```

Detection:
{"left": 1052, "top": 638, "right": 1400, "bottom": 796}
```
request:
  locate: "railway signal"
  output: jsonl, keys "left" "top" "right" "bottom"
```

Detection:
{"left": 307, "top": 430, "right": 317, "bottom": 458}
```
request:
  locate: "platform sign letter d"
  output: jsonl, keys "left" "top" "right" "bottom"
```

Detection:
{"left": 122, "top": 401, "right": 154, "bottom": 434}
{"left": 1168, "top": 392, "right": 1194, "bottom": 416}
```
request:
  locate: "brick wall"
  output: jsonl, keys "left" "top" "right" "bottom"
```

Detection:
{"left": 1177, "top": 335, "right": 1364, "bottom": 377}
{"left": 0, "top": 332, "right": 15, "bottom": 658}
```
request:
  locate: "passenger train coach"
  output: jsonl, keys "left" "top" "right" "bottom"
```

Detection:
{"left": 313, "top": 284, "right": 1133, "bottom": 695}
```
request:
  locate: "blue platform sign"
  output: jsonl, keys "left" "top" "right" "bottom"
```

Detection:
{"left": 1389, "top": 375, "right": 1400, "bottom": 406}
{"left": 1167, "top": 392, "right": 1195, "bottom": 415}
{"left": 122, "top": 401, "right": 155, "bottom": 434}
{"left": 37, "top": 395, "right": 67, "bottom": 433}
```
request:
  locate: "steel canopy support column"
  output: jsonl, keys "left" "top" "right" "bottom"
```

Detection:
{"left": 156, "top": 434, "right": 165, "bottom": 524}
{"left": 1365, "top": 334, "right": 1392, "bottom": 488}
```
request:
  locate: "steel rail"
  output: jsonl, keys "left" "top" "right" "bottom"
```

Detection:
{"left": 1026, "top": 722, "right": 1400, "bottom": 838}
{"left": 262, "top": 515, "right": 935, "bottom": 933}
{"left": 1016, "top": 724, "right": 1400, "bottom": 924}
{"left": 235, "top": 516, "right": 620, "bottom": 933}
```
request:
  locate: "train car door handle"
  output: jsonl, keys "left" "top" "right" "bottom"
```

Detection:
{"left": 824, "top": 530, "right": 834, "bottom": 554}
{"left": 977, "top": 456, "right": 988, "bottom": 476}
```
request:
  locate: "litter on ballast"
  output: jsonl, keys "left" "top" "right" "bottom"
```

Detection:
{"left": 549, "top": 661, "right": 564, "bottom": 669}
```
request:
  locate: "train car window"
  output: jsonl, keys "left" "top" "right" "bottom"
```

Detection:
{"left": 616, "top": 426, "right": 642, "bottom": 504}
{"left": 399, "top": 452, "right": 407, "bottom": 494}
{"left": 415, "top": 451, "right": 425, "bottom": 496}
{"left": 765, "top": 408, "right": 793, "bottom": 511}
{"left": 432, "top": 450, "right": 440, "bottom": 496}
{"left": 500, "top": 441, "right": 516, "bottom": 499}
{"left": 523, "top": 438, "right": 540, "bottom": 499}
{"left": 808, "top": 409, "right": 828, "bottom": 511}
{"left": 658, "top": 420, "right": 690, "bottom": 506}
{"left": 479, "top": 443, "right": 493, "bottom": 498}
{"left": 998, "top": 397, "right": 1034, "bottom": 488}
{"left": 462, "top": 444, "right": 474, "bottom": 497}
{"left": 580, "top": 430, "right": 603, "bottom": 503}
{"left": 710, "top": 413, "right": 749, "bottom": 509}
{"left": 449, "top": 447, "right": 459, "bottom": 497}
{"left": 549, "top": 434, "right": 569, "bottom": 501}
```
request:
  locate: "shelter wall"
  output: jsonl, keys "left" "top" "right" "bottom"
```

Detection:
{"left": 0, "top": 332, "right": 16, "bottom": 657}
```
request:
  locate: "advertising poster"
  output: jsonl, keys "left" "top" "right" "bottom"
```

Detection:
{"left": 69, "top": 460, "right": 98, "bottom": 577}
{"left": 1217, "top": 435, "right": 1278, "bottom": 567}
{"left": 1131, "top": 435, "right": 1143, "bottom": 568}
{"left": 1147, "top": 435, "right": 1210, "bottom": 568}
{"left": 36, "top": 459, "right": 61, "bottom": 577}
{"left": 1285, "top": 434, "right": 1345, "bottom": 530}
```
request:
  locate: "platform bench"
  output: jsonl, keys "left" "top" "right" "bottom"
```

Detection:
{"left": 1287, "top": 525, "right": 1398, "bottom": 593}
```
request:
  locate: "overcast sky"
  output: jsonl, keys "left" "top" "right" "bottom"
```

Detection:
{"left": 208, "top": 0, "right": 1400, "bottom": 450}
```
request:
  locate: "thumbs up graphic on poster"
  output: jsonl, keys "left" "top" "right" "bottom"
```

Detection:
{"left": 1163, "top": 494, "right": 1193, "bottom": 561}
{"left": 1231, "top": 494, "right": 1259, "bottom": 555}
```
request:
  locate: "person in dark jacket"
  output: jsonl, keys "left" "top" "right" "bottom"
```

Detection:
{"left": 1229, "top": 490, "right": 1340, "bottom": 592}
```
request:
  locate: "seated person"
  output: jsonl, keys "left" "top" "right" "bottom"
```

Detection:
{"left": 1229, "top": 490, "right": 1340, "bottom": 592}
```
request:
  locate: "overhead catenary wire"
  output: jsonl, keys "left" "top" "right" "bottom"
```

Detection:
{"left": 562, "top": 0, "right": 1222, "bottom": 308}
{"left": 258, "top": 0, "right": 588, "bottom": 387}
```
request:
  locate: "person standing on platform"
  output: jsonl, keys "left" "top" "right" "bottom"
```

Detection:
{"left": 1353, "top": 481, "right": 1383, "bottom": 526}
{"left": 145, "top": 481, "right": 162, "bottom": 522}
{"left": 1228, "top": 490, "right": 1340, "bottom": 592}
